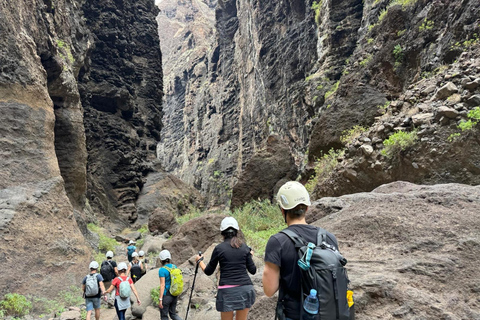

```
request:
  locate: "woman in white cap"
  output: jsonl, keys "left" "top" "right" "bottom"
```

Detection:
{"left": 104, "top": 262, "right": 141, "bottom": 320}
{"left": 128, "top": 252, "right": 144, "bottom": 283}
{"left": 195, "top": 217, "right": 256, "bottom": 320}
{"left": 158, "top": 250, "right": 182, "bottom": 320}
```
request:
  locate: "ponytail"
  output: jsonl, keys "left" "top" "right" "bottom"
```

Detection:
{"left": 221, "top": 228, "right": 243, "bottom": 249}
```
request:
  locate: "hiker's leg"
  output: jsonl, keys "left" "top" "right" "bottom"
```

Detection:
{"left": 94, "top": 308, "right": 101, "bottom": 320}
{"left": 221, "top": 311, "right": 234, "bottom": 320}
{"left": 159, "top": 297, "right": 170, "bottom": 320}
{"left": 118, "top": 309, "right": 126, "bottom": 320}
{"left": 85, "top": 298, "right": 94, "bottom": 320}
{"left": 234, "top": 308, "right": 249, "bottom": 320}
{"left": 168, "top": 295, "right": 182, "bottom": 320}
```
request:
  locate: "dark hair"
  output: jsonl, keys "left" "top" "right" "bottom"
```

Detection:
{"left": 161, "top": 259, "right": 171, "bottom": 265}
{"left": 221, "top": 228, "right": 243, "bottom": 249}
{"left": 284, "top": 204, "right": 308, "bottom": 218}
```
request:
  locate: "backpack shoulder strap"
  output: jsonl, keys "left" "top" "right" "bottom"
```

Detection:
{"left": 163, "top": 266, "right": 172, "bottom": 273}
{"left": 316, "top": 227, "right": 327, "bottom": 245}
{"left": 280, "top": 229, "right": 307, "bottom": 249}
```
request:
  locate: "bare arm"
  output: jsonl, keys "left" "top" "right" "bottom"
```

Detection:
{"left": 104, "top": 283, "right": 115, "bottom": 294}
{"left": 158, "top": 277, "right": 166, "bottom": 309}
{"left": 262, "top": 261, "right": 280, "bottom": 297}
{"left": 114, "top": 267, "right": 119, "bottom": 276}
{"left": 130, "top": 283, "right": 141, "bottom": 305}
{"left": 99, "top": 281, "right": 106, "bottom": 295}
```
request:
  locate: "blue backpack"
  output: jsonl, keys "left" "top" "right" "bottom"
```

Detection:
{"left": 127, "top": 246, "right": 136, "bottom": 258}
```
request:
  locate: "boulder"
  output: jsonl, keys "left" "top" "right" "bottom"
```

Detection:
{"left": 162, "top": 214, "right": 227, "bottom": 263}
{"left": 148, "top": 207, "right": 179, "bottom": 234}
{"left": 140, "top": 235, "right": 168, "bottom": 255}
{"left": 436, "top": 106, "right": 458, "bottom": 119}
{"left": 59, "top": 310, "right": 81, "bottom": 320}
{"left": 433, "top": 82, "right": 458, "bottom": 100}
{"left": 466, "top": 94, "right": 480, "bottom": 107}
{"left": 231, "top": 135, "right": 298, "bottom": 209}
{"left": 130, "top": 268, "right": 161, "bottom": 318}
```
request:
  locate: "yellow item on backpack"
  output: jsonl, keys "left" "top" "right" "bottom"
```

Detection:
{"left": 347, "top": 290, "right": 354, "bottom": 307}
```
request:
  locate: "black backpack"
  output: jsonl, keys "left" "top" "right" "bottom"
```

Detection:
{"left": 131, "top": 261, "right": 143, "bottom": 281}
{"left": 280, "top": 228, "right": 351, "bottom": 320}
{"left": 100, "top": 261, "right": 115, "bottom": 282}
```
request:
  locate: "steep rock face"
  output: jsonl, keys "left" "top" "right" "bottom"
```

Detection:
{"left": 309, "top": 0, "right": 480, "bottom": 198}
{"left": 79, "top": 0, "right": 163, "bottom": 223}
{"left": 158, "top": 0, "right": 319, "bottom": 206}
{"left": 0, "top": 0, "right": 91, "bottom": 297}
{"left": 159, "top": 0, "right": 480, "bottom": 205}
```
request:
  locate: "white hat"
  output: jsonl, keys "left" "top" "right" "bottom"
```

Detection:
{"left": 117, "top": 262, "right": 128, "bottom": 271}
{"left": 89, "top": 261, "right": 99, "bottom": 269}
{"left": 220, "top": 217, "right": 239, "bottom": 231}
{"left": 132, "top": 252, "right": 139, "bottom": 257}
{"left": 139, "top": 250, "right": 145, "bottom": 257}
{"left": 128, "top": 240, "right": 135, "bottom": 244}
{"left": 106, "top": 251, "right": 114, "bottom": 258}
{"left": 159, "top": 250, "right": 171, "bottom": 261}
{"left": 276, "top": 181, "right": 311, "bottom": 210}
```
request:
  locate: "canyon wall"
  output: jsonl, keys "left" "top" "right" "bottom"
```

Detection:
{"left": 0, "top": 0, "right": 165, "bottom": 297}
{"left": 158, "top": 0, "right": 480, "bottom": 206}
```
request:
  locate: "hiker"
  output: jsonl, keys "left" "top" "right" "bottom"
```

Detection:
{"left": 82, "top": 261, "right": 106, "bottom": 320}
{"left": 138, "top": 250, "right": 148, "bottom": 274}
{"left": 128, "top": 252, "right": 144, "bottom": 283}
{"left": 104, "top": 262, "right": 141, "bottom": 320}
{"left": 158, "top": 250, "right": 183, "bottom": 320}
{"left": 100, "top": 250, "right": 118, "bottom": 306}
{"left": 126, "top": 240, "right": 136, "bottom": 263}
{"left": 262, "top": 181, "right": 347, "bottom": 320}
{"left": 195, "top": 217, "right": 256, "bottom": 320}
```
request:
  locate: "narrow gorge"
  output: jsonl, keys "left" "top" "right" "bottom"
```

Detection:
{"left": 1, "top": 0, "right": 480, "bottom": 319}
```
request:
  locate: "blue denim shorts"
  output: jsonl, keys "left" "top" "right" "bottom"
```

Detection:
{"left": 85, "top": 297, "right": 101, "bottom": 311}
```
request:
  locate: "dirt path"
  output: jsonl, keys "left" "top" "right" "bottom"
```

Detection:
{"left": 100, "top": 306, "right": 118, "bottom": 320}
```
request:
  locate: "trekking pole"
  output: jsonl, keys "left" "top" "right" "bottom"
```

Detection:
{"left": 185, "top": 251, "right": 203, "bottom": 320}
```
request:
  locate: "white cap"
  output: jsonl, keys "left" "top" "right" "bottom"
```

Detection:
{"left": 132, "top": 252, "right": 139, "bottom": 257}
{"left": 128, "top": 240, "right": 135, "bottom": 244}
{"left": 220, "top": 217, "right": 239, "bottom": 231}
{"left": 106, "top": 251, "right": 114, "bottom": 258}
{"left": 159, "top": 250, "right": 171, "bottom": 261}
{"left": 139, "top": 250, "right": 145, "bottom": 257}
{"left": 117, "top": 262, "right": 128, "bottom": 271}
{"left": 276, "top": 181, "right": 311, "bottom": 210}
{"left": 89, "top": 261, "right": 99, "bottom": 269}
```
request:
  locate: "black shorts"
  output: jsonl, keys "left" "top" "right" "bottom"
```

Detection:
{"left": 216, "top": 285, "right": 256, "bottom": 312}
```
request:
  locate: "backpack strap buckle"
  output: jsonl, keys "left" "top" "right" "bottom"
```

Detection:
{"left": 298, "top": 242, "right": 316, "bottom": 271}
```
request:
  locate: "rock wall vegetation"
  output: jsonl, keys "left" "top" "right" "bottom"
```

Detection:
{"left": 157, "top": 0, "right": 480, "bottom": 207}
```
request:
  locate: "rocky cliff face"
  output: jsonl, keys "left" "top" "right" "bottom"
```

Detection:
{"left": 79, "top": 0, "right": 163, "bottom": 224}
{"left": 158, "top": 0, "right": 480, "bottom": 206}
{"left": 0, "top": 0, "right": 166, "bottom": 298}
{"left": 0, "top": 0, "right": 91, "bottom": 297}
{"left": 158, "top": 0, "right": 319, "bottom": 206}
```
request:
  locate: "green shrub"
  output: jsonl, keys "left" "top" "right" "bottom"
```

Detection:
{"left": 359, "top": 55, "right": 372, "bottom": 67}
{"left": 458, "top": 119, "right": 476, "bottom": 131}
{"left": 306, "top": 148, "right": 345, "bottom": 192}
{"left": 324, "top": 81, "right": 340, "bottom": 100}
{"left": 311, "top": 1, "right": 323, "bottom": 25}
{"left": 340, "top": 126, "right": 367, "bottom": 144}
{"left": 393, "top": 44, "right": 403, "bottom": 62}
{"left": 151, "top": 287, "right": 160, "bottom": 303}
{"left": 381, "top": 130, "right": 418, "bottom": 157}
{"left": 231, "top": 200, "right": 284, "bottom": 256}
{"left": 0, "top": 293, "right": 32, "bottom": 317}
{"left": 87, "top": 223, "right": 119, "bottom": 252}
{"left": 448, "top": 133, "right": 461, "bottom": 142}
{"left": 419, "top": 18, "right": 434, "bottom": 31}
{"left": 390, "top": 0, "right": 417, "bottom": 9}
{"left": 378, "top": 8, "right": 388, "bottom": 22}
